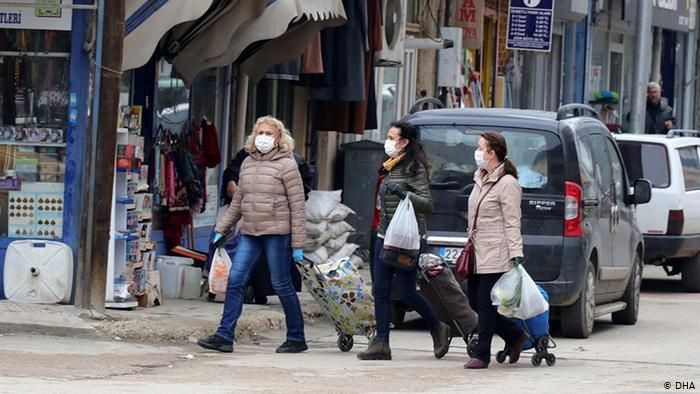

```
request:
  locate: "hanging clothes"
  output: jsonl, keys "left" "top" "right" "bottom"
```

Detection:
{"left": 301, "top": 33, "right": 324, "bottom": 74}
{"left": 201, "top": 119, "right": 221, "bottom": 168}
{"left": 313, "top": 0, "right": 380, "bottom": 134}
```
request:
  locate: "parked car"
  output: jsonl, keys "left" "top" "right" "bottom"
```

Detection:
{"left": 400, "top": 104, "right": 652, "bottom": 338}
{"left": 614, "top": 130, "right": 700, "bottom": 292}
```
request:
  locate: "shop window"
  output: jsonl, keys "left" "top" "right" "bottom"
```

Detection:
{"left": 155, "top": 59, "right": 190, "bottom": 133}
{"left": 0, "top": 29, "right": 70, "bottom": 239}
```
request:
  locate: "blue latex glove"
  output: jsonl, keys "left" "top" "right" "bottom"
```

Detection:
{"left": 212, "top": 233, "right": 223, "bottom": 245}
{"left": 292, "top": 248, "right": 304, "bottom": 263}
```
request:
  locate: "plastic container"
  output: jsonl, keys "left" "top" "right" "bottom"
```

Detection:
{"left": 155, "top": 256, "right": 193, "bottom": 298}
{"left": 3, "top": 240, "right": 74, "bottom": 304}
{"left": 180, "top": 266, "right": 203, "bottom": 300}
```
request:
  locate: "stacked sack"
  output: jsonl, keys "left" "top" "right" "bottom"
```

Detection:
{"left": 304, "top": 190, "right": 363, "bottom": 268}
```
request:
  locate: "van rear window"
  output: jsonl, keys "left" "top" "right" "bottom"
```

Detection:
{"left": 617, "top": 142, "right": 670, "bottom": 188}
{"left": 419, "top": 126, "right": 563, "bottom": 193}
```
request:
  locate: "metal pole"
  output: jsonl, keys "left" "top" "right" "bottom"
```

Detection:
{"left": 651, "top": 27, "right": 663, "bottom": 83}
{"left": 562, "top": 22, "right": 577, "bottom": 104}
{"left": 630, "top": 1, "right": 653, "bottom": 134}
{"left": 234, "top": 72, "right": 249, "bottom": 150}
{"left": 682, "top": 30, "right": 696, "bottom": 129}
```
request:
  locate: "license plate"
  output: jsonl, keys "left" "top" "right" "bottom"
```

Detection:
{"left": 439, "top": 247, "right": 462, "bottom": 263}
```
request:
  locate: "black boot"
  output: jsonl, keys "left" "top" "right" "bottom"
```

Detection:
{"left": 357, "top": 338, "right": 392, "bottom": 360}
{"left": 431, "top": 322, "right": 451, "bottom": 359}
{"left": 197, "top": 334, "right": 233, "bottom": 353}
{"left": 276, "top": 340, "right": 308, "bottom": 353}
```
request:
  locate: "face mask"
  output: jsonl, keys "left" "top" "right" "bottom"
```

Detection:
{"left": 255, "top": 134, "right": 276, "bottom": 154}
{"left": 384, "top": 139, "right": 401, "bottom": 158}
{"left": 474, "top": 149, "right": 487, "bottom": 168}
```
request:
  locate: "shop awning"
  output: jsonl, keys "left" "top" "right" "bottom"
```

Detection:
{"left": 164, "top": 0, "right": 347, "bottom": 84}
{"left": 122, "top": 0, "right": 214, "bottom": 71}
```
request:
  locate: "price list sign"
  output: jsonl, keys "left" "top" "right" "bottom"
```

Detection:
{"left": 506, "top": 0, "right": 554, "bottom": 52}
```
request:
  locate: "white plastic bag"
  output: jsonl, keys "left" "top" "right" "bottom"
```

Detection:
{"left": 491, "top": 265, "right": 523, "bottom": 318}
{"left": 384, "top": 197, "right": 420, "bottom": 251}
{"left": 328, "top": 221, "right": 355, "bottom": 238}
{"left": 209, "top": 248, "right": 232, "bottom": 295}
{"left": 491, "top": 264, "right": 548, "bottom": 320}
{"left": 328, "top": 204, "right": 356, "bottom": 222}
{"left": 514, "top": 267, "right": 549, "bottom": 320}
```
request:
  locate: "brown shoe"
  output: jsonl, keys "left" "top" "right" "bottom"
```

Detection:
{"left": 508, "top": 332, "right": 529, "bottom": 364}
{"left": 464, "top": 358, "right": 489, "bottom": 369}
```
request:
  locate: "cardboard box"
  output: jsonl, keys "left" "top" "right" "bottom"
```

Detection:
{"left": 137, "top": 270, "right": 163, "bottom": 307}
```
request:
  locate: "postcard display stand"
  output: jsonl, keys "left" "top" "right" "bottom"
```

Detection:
{"left": 106, "top": 107, "right": 157, "bottom": 309}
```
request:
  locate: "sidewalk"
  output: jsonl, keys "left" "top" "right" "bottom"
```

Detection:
{"left": 0, "top": 292, "right": 324, "bottom": 345}
{"left": 0, "top": 268, "right": 372, "bottom": 344}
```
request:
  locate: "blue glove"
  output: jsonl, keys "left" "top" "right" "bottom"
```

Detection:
{"left": 212, "top": 233, "right": 223, "bottom": 245}
{"left": 292, "top": 248, "right": 304, "bottom": 263}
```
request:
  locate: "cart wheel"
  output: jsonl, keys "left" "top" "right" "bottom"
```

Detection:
{"left": 467, "top": 337, "right": 479, "bottom": 357}
{"left": 496, "top": 350, "right": 507, "bottom": 364}
{"left": 537, "top": 336, "right": 549, "bottom": 351}
{"left": 337, "top": 335, "right": 354, "bottom": 352}
{"left": 531, "top": 354, "right": 543, "bottom": 367}
{"left": 545, "top": 353, "right": 556, "bottom": 367}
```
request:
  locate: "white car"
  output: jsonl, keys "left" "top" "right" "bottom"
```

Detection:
{"left": 614, "top": 130, "right": 700, "bottom": 292}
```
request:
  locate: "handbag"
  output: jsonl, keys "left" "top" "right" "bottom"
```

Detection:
{"left": 455, "top": 175, "right": 504, "bottom": 281}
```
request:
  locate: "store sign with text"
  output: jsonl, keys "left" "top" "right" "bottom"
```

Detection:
{"left": 506, "top": 0, "right": 554, "bottom": 52}
{"left": 451, "top": 0, "right": 484, "bottom": 49}
{"left": 0, "top": 0, "right": 72, "bottom": 31}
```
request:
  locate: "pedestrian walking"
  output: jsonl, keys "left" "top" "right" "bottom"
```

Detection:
{"left": 357, "top": 121, "right": 450, "bottom": 361}
{"left": 464, "top": 131, "right": 528, "bottom": 369}
{"left": 198, "top": 115, "right": 307, "bottom": 354}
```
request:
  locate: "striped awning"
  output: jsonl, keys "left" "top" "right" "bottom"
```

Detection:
{"left": 165, "top": 0, "right": 347, "bottom": 84}
{"left": 122, "top": 0, "right": 213, "bottom": 71}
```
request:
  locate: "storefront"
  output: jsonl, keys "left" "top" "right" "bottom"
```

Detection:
{"left": 0, "top": 1, "right": 91, "bottom": 300}
{"left": 591, "top": 0, "right": 697, "bottom": 130}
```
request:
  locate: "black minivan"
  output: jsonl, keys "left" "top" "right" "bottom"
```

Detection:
{"left": 404, "top": 105, "right": 652, "bottom": 338}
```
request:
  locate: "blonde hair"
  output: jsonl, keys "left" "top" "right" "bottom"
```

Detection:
{"left": 244, "top": 115, "right": 295, "bottom": 153}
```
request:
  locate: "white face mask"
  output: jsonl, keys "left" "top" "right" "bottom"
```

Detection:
{"left": 255, "top": 134, "right": 276, "bottom": 154}
{"left": 474, "top": 149, "right": 487, "bottom": 168}
{"left": 384, "top": 139, "right": 401, "bottom": 158}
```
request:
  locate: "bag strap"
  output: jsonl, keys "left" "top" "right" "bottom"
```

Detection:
{"left": 470, "top": 174, "right": 505, "bottom": 232}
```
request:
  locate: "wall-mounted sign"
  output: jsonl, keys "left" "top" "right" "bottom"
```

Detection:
{"left": 506, "top": 0, "right": 554, "bottom": 52}
{"left": 450, "top": 0, "right": 484, "bottom": 49}
{"left": 0, "top": 0, "right": 73, "bottom": 31}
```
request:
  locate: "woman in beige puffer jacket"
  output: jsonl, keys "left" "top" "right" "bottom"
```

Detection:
{"left": 198, "top": 116, "right": 307, "bottom": 355}
{"left": 464, "top": 131, "right": 528, "bottom": 370}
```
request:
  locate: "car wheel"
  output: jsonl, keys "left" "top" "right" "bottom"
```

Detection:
{"left": 612, "top": 253, "right": 642, "bottom": 325}
{"left": 682, "top": 254, "right": 700, "bottom": 293}
{"left": 561, "top": 262, "right": 595, "bottom": 338}
{"left": 390, "top": 301, "right": 406, "bottom": 329}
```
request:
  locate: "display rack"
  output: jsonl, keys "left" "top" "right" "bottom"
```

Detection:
{"left": 106, "top": 106, "right": 155, "bottom": 309}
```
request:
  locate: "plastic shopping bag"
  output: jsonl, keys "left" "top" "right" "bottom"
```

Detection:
{"left": 384, "top": 197, "right": 421, "bottom": 251}
{"left": 491, "top": 264, "right": 523, "bottom": 318}
{"left": 209, "top": 248, "right": 232, "bottom": 295}
{"left": 514, "top": 267, "right": 549, "bottom": 320}
{"left": 491, "top": 264, "right": 549, "bottom": 320}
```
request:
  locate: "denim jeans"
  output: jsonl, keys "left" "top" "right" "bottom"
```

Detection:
{"left": 215, "top": 234, "right": 305, "bottom": 343}
{"left": 373, "top": 237, "right": 440, "bottom": 343}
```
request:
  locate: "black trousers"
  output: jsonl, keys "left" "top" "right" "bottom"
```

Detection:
{"left": 467, "top": 273, "right": 524, "bottom": 362}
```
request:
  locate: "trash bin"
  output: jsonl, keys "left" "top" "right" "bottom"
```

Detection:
{"left": 339, "top": 140, "right": 384, "bottom": 251}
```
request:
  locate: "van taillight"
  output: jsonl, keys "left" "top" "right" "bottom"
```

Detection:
{"left": 565, "top": 181, "right": 582, "bottom": 237}
{"left": 667, "top": 210, "right": 684, "bottom": 235}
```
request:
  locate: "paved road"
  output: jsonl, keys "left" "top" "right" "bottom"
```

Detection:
{"left": 0, "top": 266, "right": 698, "bottom": 393}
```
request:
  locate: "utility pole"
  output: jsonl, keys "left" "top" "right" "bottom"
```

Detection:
{"left": 81, "top": 0, "right": 125, "bottom": 313}
{"left": 630, "top": 1, "right": 652, "bottom": 134}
